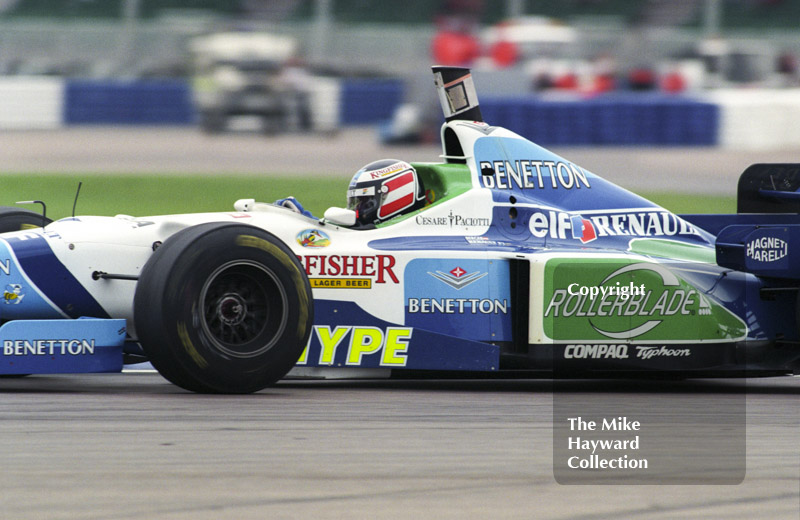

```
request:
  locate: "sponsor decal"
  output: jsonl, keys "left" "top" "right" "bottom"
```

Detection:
{"left": 404, "top": 259, "right": 512, "bottom": 341}
{"left": 570, "top": 215, "right": 597, "bottom": 244}
{"left": 564, "top": 344, "right": 629, "bottom": 359}
{"left": 410, "top": 265, "right": 505, "bottom": 314}
{"left": 478, "top": 160, "right": 591, "bottom": 190}
{"left": 0, "top": 259, "right": 10, "bottom": 275}
{"left": 3, "top": 284, "right": 23, "bottom": 304}
{"left": 296, "top": 229, "right": 331, "bottom": 248}
{"left": 309, "top": 278, "right": 371, "bottom": 289}
{"left": 298, "top": 255, "right": 399, "bottom": 284}
{"left": 348, "top": 186, "right": 375, "bottom": 198}
{"left": 3, "top": 339, "right": 95, "bottom": 356}
{"left": 425, "top": 188, "right": 437, "bottom": 204}
{"left": 407, "top": 298, "right": 507, "bottom": 314}
{"left": 464, "top": 236, "right": 511, "bottom": 247}
{"left": 296, "top": 325, "right": 411, "bottom": 367}
{"left": 366, "top": 162, "right": 408, "bottom": 179}
{"left": 635, "top": 346, "right": 690, "bottom": 359}
{"left": 543, "top": 259, "right": 747, "bottom": 342}
{"left": 746, "top": 235, "right": 788, "bottom": 263}
{"left": 563, "top": 344, "right": 692, "bottom": 360}
{"left": 457, "top": 121, "right": 493, "bottom": 134}
{"left": 415, "top": 210, "right": 491, "bottom": 228}
{"left": 419, "top": 265, "right": 504, "bottom": 312}
{"left": 301, "top": 300, "right": 499, "bottom": 371}
{"left": 530, "top": 209, "right": 700, "bottom": 243}
{"left": 428, "top": 266, "right": 487, "bottom": 290}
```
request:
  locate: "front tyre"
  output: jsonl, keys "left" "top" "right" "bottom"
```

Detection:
{"left": 134, "top": 223, "right": 313, "bottom": 393}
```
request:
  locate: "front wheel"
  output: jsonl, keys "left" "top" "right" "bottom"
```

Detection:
{"left": 133, "top": 223, "right": 313, "bottom": 393}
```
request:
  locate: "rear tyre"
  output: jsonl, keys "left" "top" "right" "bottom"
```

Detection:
{"left": 133, "top": 223, "right": 313, "bottom": 393}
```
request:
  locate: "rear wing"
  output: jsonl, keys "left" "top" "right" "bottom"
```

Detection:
{"left": 703, "top": 164, "right": 800, "bottom": 278}
{"left": 681, "top": 164, "right": 800, "bottom": 278}
{"left": 738, "top": 163, "right": 800, "bottom": 213}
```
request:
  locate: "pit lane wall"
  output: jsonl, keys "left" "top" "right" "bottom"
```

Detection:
{"left": 480, "top": 95, "right": 719, "bottom": 146}
{"left": 0, "top": 77, "right": 64, "bottom": 129}
{"left": 1, "top": 76, "right": 798, "bottom": 149}
{"left": 0, "top": 77, "right": 402, "bottom": 130}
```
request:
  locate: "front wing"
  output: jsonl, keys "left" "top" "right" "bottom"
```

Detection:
{"left": 0, "top": 318, "right": 126, "bottom": 374}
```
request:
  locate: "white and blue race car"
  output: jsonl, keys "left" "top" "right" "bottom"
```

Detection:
{"left": 0, "top": 66, "right": 798, "bottom": 393}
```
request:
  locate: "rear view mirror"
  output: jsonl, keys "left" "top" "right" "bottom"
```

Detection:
{"left": 323, "top": 207, "right": 356, "bottom": 226}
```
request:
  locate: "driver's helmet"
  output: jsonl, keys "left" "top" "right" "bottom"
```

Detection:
{"left": 347, "top": 159, "right": 424, "bottom": 226}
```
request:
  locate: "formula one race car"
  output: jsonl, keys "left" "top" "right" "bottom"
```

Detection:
{"left": 1, "top": 66, "right": 799, "bottom": 393}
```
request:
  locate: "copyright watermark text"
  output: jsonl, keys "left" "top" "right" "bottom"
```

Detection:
{"left": 567, "top": 282, "right": 646, "bottom": 301}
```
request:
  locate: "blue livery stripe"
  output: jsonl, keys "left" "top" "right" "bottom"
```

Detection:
{"left": 8, "top": 235, "right": 110, "bottom": 319}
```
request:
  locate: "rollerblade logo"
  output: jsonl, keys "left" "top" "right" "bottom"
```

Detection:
{"left": 428, "top": 266, "right": 488, "bottom": 290}
{"left": 543, "top": 260, "right": 747, "bottom": 342}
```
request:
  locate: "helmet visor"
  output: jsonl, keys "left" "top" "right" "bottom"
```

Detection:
{"left": 347, "top": 186, "right": 380, "bottom": 224}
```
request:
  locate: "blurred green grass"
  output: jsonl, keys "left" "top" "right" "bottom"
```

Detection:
{"left": 639, "top": 191, "right": 735, "bottom": 214}
{"left": 0, "top": 173, "right": 735, "bottom": 219}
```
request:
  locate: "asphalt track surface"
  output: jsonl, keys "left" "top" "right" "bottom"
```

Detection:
{"left": 0, "top": 374, "right": 798, "bottom": 519}
{"left": 1, "top": 128, "right": 799, "bottom": 519}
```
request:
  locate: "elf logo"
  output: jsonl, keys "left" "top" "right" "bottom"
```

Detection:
{"left": 529, "top": 211, "right": 597, "bottom": 244}
{"left": 570, "top": 215, "right": 597, "bottom": 244}
{"left": 530, "top": 209, "right": 700, "bottom": 243}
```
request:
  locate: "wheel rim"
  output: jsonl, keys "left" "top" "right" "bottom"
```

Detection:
{"left": 198, "top": 260, "right": 288, "bottom": 358}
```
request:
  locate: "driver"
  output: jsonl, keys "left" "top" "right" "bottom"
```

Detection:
{"left": 346, "top": 159, "right": 426, "bottom": 227}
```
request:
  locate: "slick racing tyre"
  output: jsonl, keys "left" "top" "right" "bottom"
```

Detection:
{"left": 0, "top": 206, "right": 51, "bottom": 232}
{"left": 134, "top": 223, "right": 313, "bottom": 393}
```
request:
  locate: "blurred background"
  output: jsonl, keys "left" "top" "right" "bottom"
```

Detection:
{"left": 0, "top": 0, "right": 799, "bottom": 150}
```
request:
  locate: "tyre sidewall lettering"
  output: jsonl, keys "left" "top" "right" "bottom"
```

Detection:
{"left": 236, "top": 233, "right": 312, "bottom": 342}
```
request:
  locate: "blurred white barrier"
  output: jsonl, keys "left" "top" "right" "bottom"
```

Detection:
{"left": 0, "top": 77, "right": 64, "bottom": 129}
{"left": 308, "top": 77, "right": 340, "bottom": 133}
{"left": 708, "top": 89, "right": 800, "bottom": 150}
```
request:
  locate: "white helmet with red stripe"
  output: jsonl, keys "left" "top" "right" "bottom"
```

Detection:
{"left": 347, "top": 159, "right": 424, "bottom": 226}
